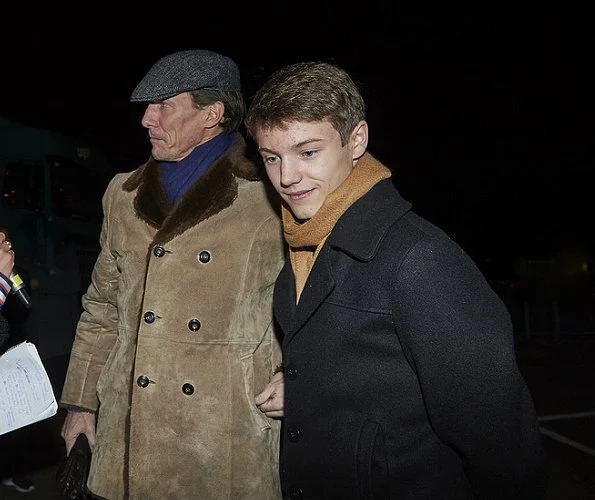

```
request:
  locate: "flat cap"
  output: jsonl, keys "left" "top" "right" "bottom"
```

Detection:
{"left": 130, "top": 49, "right": 241, "bottom": 102}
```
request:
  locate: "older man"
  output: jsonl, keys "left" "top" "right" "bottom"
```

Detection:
{"left": 60, "top": 49, "right": 285, "bottom": 499}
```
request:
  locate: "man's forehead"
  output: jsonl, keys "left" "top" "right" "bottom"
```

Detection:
{"left": 259, "top": 119, "right": 335, "bottom": 135}
{"left": 257, "top": 121, "right": 339, "bottom": 151}
{"left": 149, "top": 92, "right": 193, "bottom": 107}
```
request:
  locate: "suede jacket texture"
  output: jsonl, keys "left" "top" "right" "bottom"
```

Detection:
{"left": 60, "top": 136, "right": 285, "bottom": 499}
{"left": 275, "top": 159, "right": 549, "bottom": 499}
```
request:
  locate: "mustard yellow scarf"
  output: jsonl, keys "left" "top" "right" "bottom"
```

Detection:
{"left": 282, "top": 152, "right": 392, "bottom": 302}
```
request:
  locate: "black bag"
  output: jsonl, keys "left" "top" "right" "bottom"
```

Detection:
{"left": 56, "top": 433, "right": 92, "bottom": 500}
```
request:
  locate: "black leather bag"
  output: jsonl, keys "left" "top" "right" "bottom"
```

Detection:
{"left": 56, "top": 433, "right": 92, "bottom": 500}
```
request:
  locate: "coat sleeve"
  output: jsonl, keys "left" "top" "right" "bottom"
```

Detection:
{"left": 247, "top": 213, "right": 285, "bottom": 387}
{"left": 392, "top": 236, "right": 549, "bottom": 498}
{"left": 59, "top": 178, "right": 121, "bottom": 412}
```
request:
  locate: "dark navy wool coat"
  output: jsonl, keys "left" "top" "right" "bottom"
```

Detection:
{"left": 275, "top": 178, "right": 549, "bottom": 499}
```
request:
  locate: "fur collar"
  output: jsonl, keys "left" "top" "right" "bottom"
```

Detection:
{"left": 122, "top": 134, "right": 261, "bottom": 244}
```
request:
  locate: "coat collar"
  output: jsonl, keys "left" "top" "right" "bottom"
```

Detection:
{"left": 328, "top": 179, "right": 412, "bottom": 261}
{"left": 275, "top": 178, "right": 413, "bottom": 337}
{"left": 122, "top": 134, "right": 261, "bottom": 245}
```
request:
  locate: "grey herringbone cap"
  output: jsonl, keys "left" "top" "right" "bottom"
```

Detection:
{"left": 130, "top": 49, "right": 241, "bottom": 102}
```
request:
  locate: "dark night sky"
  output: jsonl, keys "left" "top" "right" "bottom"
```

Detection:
{"left": 2, "top": 7, "right": 593, "bottom": 266}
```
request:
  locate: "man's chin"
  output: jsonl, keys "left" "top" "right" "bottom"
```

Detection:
{"left": 287, "top": 205, "right": 315, "bottom": 222}
{"left": 151, "top": 149, "right": 168, "bottom": 162}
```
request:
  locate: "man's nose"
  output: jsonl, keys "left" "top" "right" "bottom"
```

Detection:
{"left": 140, "top": 105, "right": 157, "bottom": 128}
{"left": 280, "top": 161, "right": 301, "bottom": 187}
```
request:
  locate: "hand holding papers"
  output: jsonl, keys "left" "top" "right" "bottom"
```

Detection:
{"left": 0, "top": 341, "right": 58, "bottom": 435}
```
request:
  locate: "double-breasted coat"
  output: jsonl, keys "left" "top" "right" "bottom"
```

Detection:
{"left": 60, "top": 136, "right": 285, "bottom": 499}
{"left": 275, "top": 175, "right": 549, "bottom": 499}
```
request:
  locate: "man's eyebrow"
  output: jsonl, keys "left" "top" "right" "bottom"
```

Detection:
{"left": 258, "top": 138, "right": 323, "bottom": 154}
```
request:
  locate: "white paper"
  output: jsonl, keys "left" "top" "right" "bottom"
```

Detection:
{"left": 0, "top": 341, "right": 58, "bottom": 435}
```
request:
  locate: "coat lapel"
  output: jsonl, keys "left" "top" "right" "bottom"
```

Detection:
{"left": 276, "top": 245, "right": 335, "bottom": 342}
{"left": 273, "top": 263, "right": 295, "bottom": 336}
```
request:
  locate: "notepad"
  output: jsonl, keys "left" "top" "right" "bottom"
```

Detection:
{"left": 0, "top": 341, "right": 58, "bottom": 435}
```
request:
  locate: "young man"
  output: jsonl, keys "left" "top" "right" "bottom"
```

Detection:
{"left": 59, "top": 49, "right": 285, "bottom": 499}
{"left": 245, "top": 61, "right": 549, "bottom": 499}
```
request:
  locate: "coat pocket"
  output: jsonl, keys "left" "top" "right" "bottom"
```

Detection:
{"left": 356, "top": 419, "right": 389, "bottom": 500}
{"left": 240, "top": 352, "right": 273, "bottom": 431}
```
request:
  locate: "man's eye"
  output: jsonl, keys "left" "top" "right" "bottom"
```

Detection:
{"left": 263, "top": 155, "right": 279, "bottom": 164}
{"left": 302, "top": 150, "right": 316, "bottom": 158}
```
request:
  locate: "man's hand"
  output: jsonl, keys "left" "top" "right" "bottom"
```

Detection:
{"left": 0, "top": 231, "right": 15, "bottom": 277}
{"left": 255, "top": 371, "right": 284, "bottom": 419}
{"left": 61, "top": 410, "right": 97, "bottom": 455}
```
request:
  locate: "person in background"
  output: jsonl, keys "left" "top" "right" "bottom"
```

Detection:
{"left": 0, "top": 231, "right": 14, "bottom": 316}
{"left": 0, "top": 231, "right": 15, "bottom": 347}
{"left": 0, "top": 231, "right": 36, "bottom": 494}
{"left": 245, "top": 60, "right": 549, "bottom": 499}
{"left": 59, "top": 49, "right": 285, "bottom": 499}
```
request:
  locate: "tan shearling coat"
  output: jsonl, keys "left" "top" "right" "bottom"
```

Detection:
{"left": 60, "top": 135, "right": 285, "bottom": 499}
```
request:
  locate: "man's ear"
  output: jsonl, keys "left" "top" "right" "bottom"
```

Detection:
{"left": 205, "top": 101, "right": 225, "bottom": 128}
{"left": 351, "top": 120, "right": 368, "bottom": 160}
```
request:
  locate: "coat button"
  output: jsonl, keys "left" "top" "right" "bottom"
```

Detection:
{"left": 182, "top": 383, "right": 194, "bottom": 395}
{"left": 153, "top": 245, "right": 165, "bottom": 257}
{"left": 188, "top": 319, "right": 201, "bottom": 331}
{"left": 286, "top": 363, "right": 298, "bottom": 380}
{"left": 287, "top": 426, "right": 301, "bottom": 443}
{"left": 289, "top": 486, "right": 303, "bottom": 499}
{"left": 198, "top": 251, "right": 211, "bottom": 263}
{"left": 137, "top": 375, "right": 149, "bottom": 388}
{"left": 144, "top": 311, "right": 156, "bottom": 323}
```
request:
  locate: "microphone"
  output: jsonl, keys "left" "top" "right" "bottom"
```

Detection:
{"left": 9, "top": 270, "right": 32, "bottom": 309}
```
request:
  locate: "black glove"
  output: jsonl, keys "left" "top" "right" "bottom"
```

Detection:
{"left": 56, "top": 433, "right": 92, "bottom": 500}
